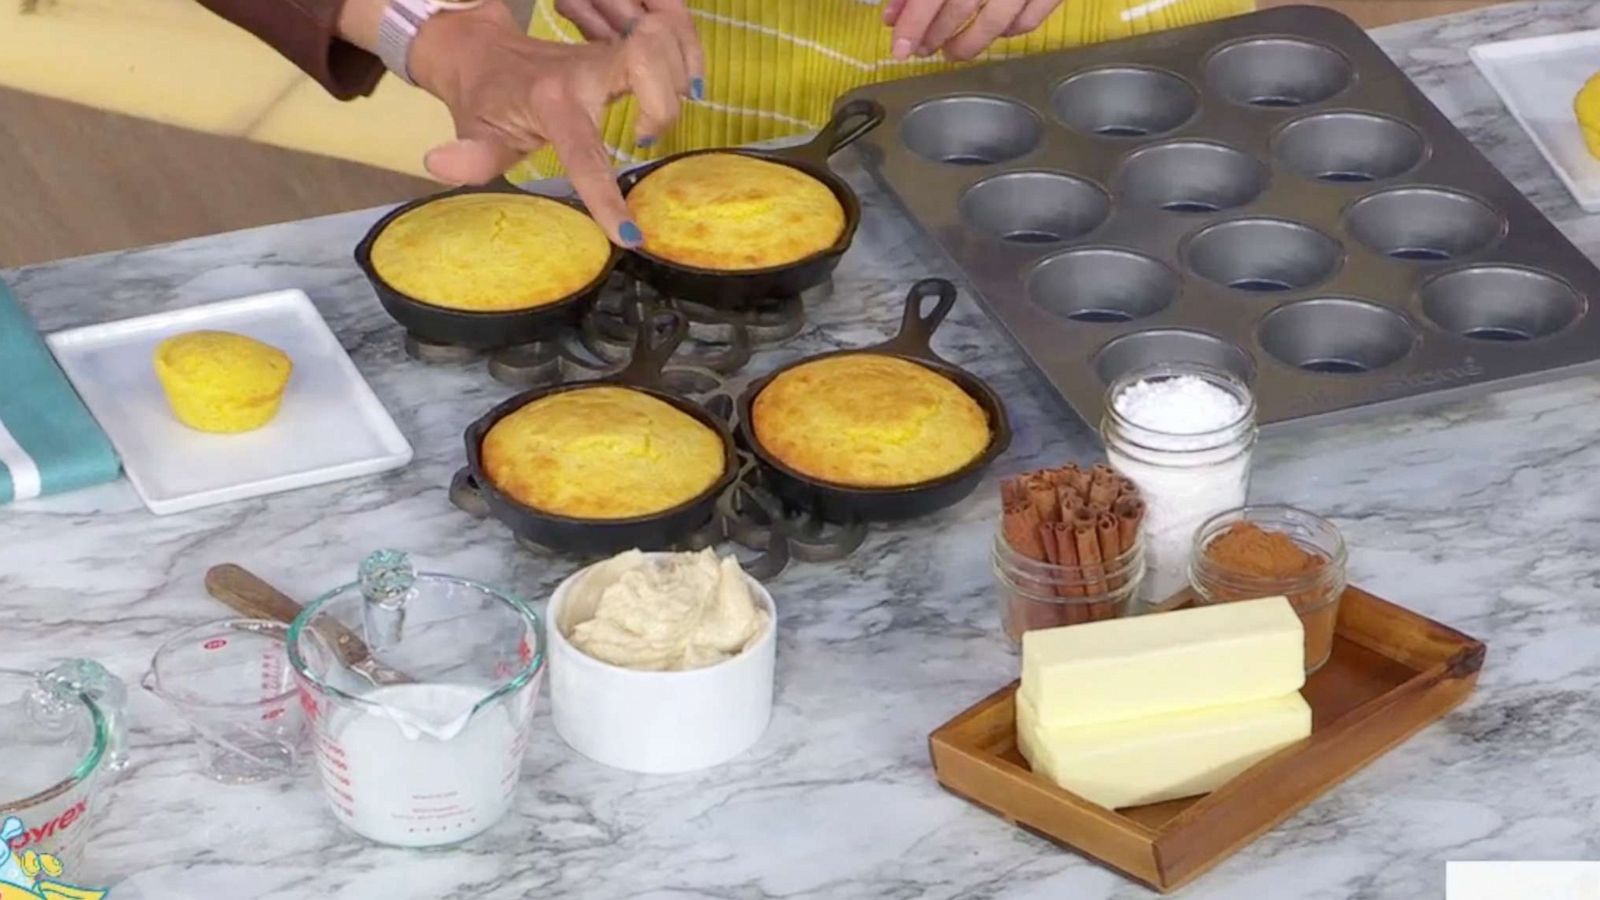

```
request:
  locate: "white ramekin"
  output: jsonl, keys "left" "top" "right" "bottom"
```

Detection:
{"left": 546, "top": 557, "right": 777, "bottom": 774}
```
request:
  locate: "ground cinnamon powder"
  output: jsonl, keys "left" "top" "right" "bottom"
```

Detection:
{"left": 1203, "top": 522, "right": 1337, "bottom": 672}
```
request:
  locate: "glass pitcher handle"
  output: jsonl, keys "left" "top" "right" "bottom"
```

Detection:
{"left": 34, "top": 659, "right": 129, "bottom": 774}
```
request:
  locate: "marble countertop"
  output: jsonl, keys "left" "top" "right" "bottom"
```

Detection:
{"left": 9, "top": 3, "right": 1600, "bottom": 897}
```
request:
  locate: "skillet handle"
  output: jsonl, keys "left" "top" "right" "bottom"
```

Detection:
{"left": 877, "top": 278, "right": 959, "bottom": 361}
{"left": 617, "top": 308, "right": 689, "bottom": 389}
{"left": 779, "top": 99, "right": 887, "bottom": 167}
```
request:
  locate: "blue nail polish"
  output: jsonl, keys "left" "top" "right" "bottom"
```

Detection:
{"left": 690, "top": 77, "right": 705, "bottom": 101}
{"left": 636, "top": 135, "right": 656, "bottom": 149}
{"left": 620, "top": 221, "right": 644, "bottom": 247}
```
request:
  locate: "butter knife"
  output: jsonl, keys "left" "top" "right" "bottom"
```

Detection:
{"left": 204, "top": 563, "right": 413, "bottom": 686}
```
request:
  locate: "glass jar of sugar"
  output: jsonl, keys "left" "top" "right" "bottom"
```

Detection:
{"left": 1099, "top": 363, "right": 1257, "bottom": 611}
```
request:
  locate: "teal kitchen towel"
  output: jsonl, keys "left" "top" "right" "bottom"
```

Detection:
{"left": 0, "top": 278, "right": 120, "bottom": 503}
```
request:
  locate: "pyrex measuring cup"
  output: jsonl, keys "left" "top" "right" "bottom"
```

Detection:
{"left": 142, "top": 619, "right": 303, "bottom": 783}
{"left": 287, "top": 550, "right": 545, "bottom": 848}
{"left": 0, "top": 661, "right": 127, "bottom": 871}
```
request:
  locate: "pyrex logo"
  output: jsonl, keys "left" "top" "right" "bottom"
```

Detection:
{"left": 3, "top": 802, "right": 86, "bottom": 852}
{"left": 0, "top": 813, "right": 108, "bottom": 898}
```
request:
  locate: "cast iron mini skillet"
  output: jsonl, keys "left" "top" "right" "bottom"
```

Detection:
{"left": 453, "top": 310, "right": 738, "bottom": 555}
{"left": 354, "top": 179, "right": 622, "bottom": 350}
{"left": 617, "top": 98, "right": 886, "bottom": 309}
{"left": 737, "top": 278, "right": 1013, "bottom": 523}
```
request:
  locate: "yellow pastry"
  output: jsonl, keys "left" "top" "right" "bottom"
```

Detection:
{"left": 627, "top": 152, "right": 846, "bottom": 271}
{"left": 1576, "top": 72, "right": 1600, "bottom": 160}
{"left": 369, "top": 193, "right": 611, "bottom": 311}
{"left": 153, "top": 330, "right": 293, "bottom": 433}
{"left": 752, "top": 354, "right": 991, "bottom": 488}
{"left": 482, "top": 386, "right": 726, "bottom": 519}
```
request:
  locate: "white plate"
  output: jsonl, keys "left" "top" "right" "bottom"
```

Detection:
{"left": 46, "top": 290, "right": 412, "bottom": 515}
{"left": 1470, "top": 29, "right": 1600, "bottom": 213}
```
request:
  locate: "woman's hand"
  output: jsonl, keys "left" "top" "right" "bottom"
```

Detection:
{"left": 884, "top": 0, "right": 1065, "bottom": 61}
{"left": 556, "top": 0, "right": 705, "bottom": 73}
{"left": 404, "top": 3, "right": 700, "bottom": 247}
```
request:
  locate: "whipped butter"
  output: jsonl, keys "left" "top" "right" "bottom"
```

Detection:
{"left": 564, "top": 549, "right": 770, "bottom": 672}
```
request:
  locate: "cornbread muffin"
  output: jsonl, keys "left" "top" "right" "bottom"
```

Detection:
{"left": 1577, "top": 72, "right": 1600, "bottom": 160}
{"left": 482, "top": 386, "right": 726, "bottom": 519}
{"left": 153, "top": 331, "right": 293, "bottom": 433}
{"left": 627, "top": 153, "right": 846, "bottom": 270}
{"left": 370, "top": 193, "right": 610, "bottom": 311}
{"left": 753, "top": 354, "right": 990, "bottom": 488}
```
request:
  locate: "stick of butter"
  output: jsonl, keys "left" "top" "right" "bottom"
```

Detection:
{"left": 1020, "top": 596, "right": 1305, "bottom": 727}
{"left": 1017, "top": 688, "right": 1311, "bottom": 809}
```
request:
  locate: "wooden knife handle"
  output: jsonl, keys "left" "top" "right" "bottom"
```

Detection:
{"left": 205, "top": 564, "right": 306, "bottom": 624}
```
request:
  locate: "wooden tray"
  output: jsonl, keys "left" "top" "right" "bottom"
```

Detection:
{"left": 929, "top": 586, "right": 1486, "bottom": 894}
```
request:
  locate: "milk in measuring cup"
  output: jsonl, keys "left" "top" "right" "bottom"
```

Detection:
{"left": 317, "top": 683, "right": 528, "bottom": 847}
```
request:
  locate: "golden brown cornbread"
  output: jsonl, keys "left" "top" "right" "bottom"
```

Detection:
{"left": 370, "top": 193, "right": 610, "bottom": 311}
{"left": 627, "top": 153, "right": 846, "bottom": 271}
{"left": 752, "top": 354, "right": 991, "bottom": 488}
{"left": 482, "top": 386, "right": 726, "bottom": 520}
{"left": 153, "top": 330, "right": 293, "bottom": 433}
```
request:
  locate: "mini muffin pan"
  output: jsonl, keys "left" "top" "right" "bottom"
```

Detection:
{"left": 840, "top": 6, "right": 1600, "bottom": 432}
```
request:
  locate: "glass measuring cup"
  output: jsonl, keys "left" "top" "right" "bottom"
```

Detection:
{"left": 287, "top": 550, "right": 545, "bottom": 849}
{"left": 142, "top": 619, "right": 303, "bottom": 783}
{"left": 0, "top": 660, "right": 127, "bottom": 872}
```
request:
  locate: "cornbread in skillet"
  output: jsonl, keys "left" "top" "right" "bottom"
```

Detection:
{"left": 482, "top": 386, "right": 726, "bottom": 519}
{"left": 370, "top": 193, "right": 610, "bottom": 311}
{"left": 153, "top": 331, "right": 293, "bottom": 433}
{"left": 627, "top": 153, "right": 846, "bottom": 270}
{"left": 752, "top": 354, "right": 990, "bottom": 488}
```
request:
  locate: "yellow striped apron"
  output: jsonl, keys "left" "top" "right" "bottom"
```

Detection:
{"left": 515, "top": 0, "right": 1252, "bottom": 181}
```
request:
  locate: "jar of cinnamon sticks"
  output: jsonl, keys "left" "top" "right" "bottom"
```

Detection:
{"left": 1188, "top": 505, "right": 1348, "bottom": 674}
{"left": 994, "top": 464, "right": 1147, "bottom": 646}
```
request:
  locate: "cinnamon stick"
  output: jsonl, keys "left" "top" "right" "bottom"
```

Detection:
{"left": 1026, "top": 475, "right": 1060, "bottom": 523}
{"left": 1050, "top": 521, "right": 1083, "bottom": 599}
{"left": 1115, "top": 497, "right": 1145, "bottom": 551}
{"left": 1074, "top": 519, "right": 1106, "bottom": 596}
{"left": 1038, "top": 524, "right": 1060, "bottom": 565}
{"left": 1088, "top": 479, "right": 1119, "bottom": 509}
{"left": 1097, "top": 512, "right": 1123, "bottom": 590}
{"left": 1002, "top": 500, "right": 1048, "bottom": 561}
{"left": 1000, "top": 476, "right": 1026, "bottom": 507}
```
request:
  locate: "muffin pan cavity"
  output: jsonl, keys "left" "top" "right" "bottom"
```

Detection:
{"left": 900, "top": 96, "right": 1041, "bottom": 165}
{"left": 845, "top": 5, "right": 1600, "bottom": 431}
{"left": 1420, "top": 267, "right": 1585, "bottom": 342}
{"left": 1028, "top": 248, "right": 1177, "bottom": 323}
{"left": 1186, "top": 219, "right": 1342, "bottom": 292}
{"left": 960, "top": 172, "right": 1109, "bottom": 243}
{"left": 1052, "top": 67, "right": 1198, "bottom": 138}
{"left": 1093, "top": 330, "right": 1255, "bottom": 386}
{"left": 1274, "top": 112, "right": 1426, "bottom": 184}
{"left": 1205, "top": 38, "right": 1353, "bottom": 108}
{"left": 1345, "top": 188, "right": 1504, "bottom": 261}
{"left": 1259, "top": 299, "right": 1416, "bottom": 373}
{"left": 1113, "top": 141, "right": 1267, "bottom": 213}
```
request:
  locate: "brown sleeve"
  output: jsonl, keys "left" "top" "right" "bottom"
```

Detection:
{"left": 194, "top": 0, "right": 386, "bottom": 101}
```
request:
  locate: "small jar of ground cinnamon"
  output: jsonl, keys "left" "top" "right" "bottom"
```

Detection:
{"left": 1188, "top": 506, "right": 1348, "bottom": 674}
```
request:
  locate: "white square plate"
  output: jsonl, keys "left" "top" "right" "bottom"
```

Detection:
{"left": 46, "top": 290, "right": 412, "bottom": 515}
{"left": 1470, "top": 29, "right": 1600, "bottom": 212}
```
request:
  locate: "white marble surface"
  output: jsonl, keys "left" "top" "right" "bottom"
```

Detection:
{"left": 8, "top": 3, "right": 1600, "bottom": 896}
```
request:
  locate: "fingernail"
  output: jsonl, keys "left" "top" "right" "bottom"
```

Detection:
{"left": 892, "top": 38, "right": 913, "bottom": 60}
{"left": 636, "top": 135, "right": 656, "bottom": 148}
{"left": 621, "top": 18, "right": 637, "bottom": 38}
{"left": 619, "top": 221, "right": 644, "bottom": 247}
{"left": 690, "top": 77, "right": 705, "bottom": 101}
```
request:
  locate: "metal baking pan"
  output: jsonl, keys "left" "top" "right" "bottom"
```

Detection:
{"left": 840, "top": 5, "right": 1600, "bottom": 433}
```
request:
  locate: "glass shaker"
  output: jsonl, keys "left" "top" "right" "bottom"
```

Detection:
{"left": 0, "top": 660, "right": 127, "bottom": 873}
{"left": 287, "top": 550, "right": 545, "bottom": 849}
{"left": 1100, "top": 363, "right": 1258, "bottom": 610}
